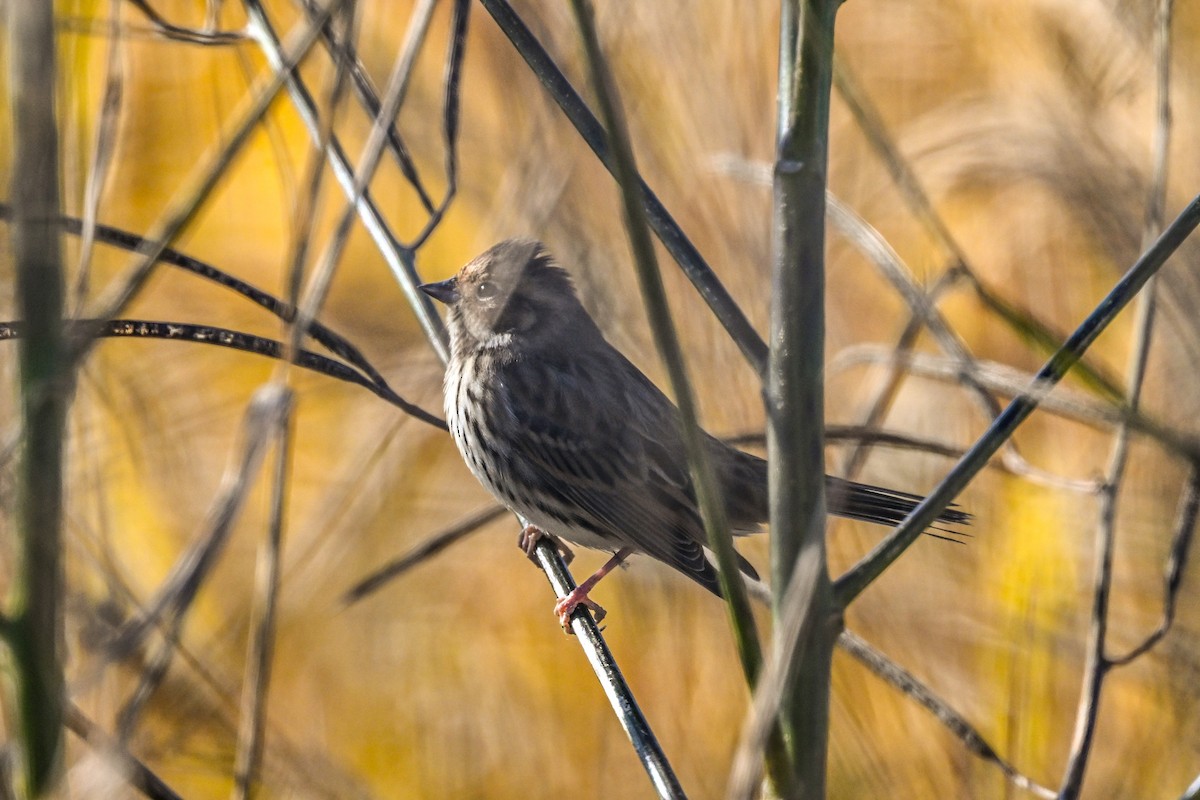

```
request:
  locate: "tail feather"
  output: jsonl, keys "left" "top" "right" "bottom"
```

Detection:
{"left": 714, "top": 444, "right": 971, "bottom": 529}
{"left": 826, "top": 476, "right": 971, "bottom": 527}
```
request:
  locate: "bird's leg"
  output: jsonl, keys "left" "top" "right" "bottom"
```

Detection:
{"left": 554, "top": 547, "right": 634, "bottom": 631}
{"left": 518, "top": 524, "right": 575, "bottom": 565}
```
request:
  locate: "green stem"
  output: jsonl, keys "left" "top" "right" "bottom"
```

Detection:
{"left": 566, "top": 0, "right": 791, "bottom": 793}
{"left": 7, "top": 2, "right": 68, "bottom": 796}
{"left": 770, "top": 0, "right": 842, "bottom": 795}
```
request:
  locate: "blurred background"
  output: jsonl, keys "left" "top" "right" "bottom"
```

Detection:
{"left": 2, "top": 0, "right": 1199, "bottom": 796}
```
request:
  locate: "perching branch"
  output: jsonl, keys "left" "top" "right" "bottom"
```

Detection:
{"left": 566, "top": 1, "right": 764, "bottom": 792}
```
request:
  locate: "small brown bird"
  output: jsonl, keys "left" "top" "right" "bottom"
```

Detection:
{"left": 421, "top": 239, "right": 967, "bottom": 627}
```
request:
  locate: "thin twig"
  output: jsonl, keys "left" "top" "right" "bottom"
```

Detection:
{"left": 342, "top": 506, "right": 507, "bottom": 606}
{"left": 124, "top": 0, "right": 248, "bottom": 44}
{"left": 73, "top": 0, "right": 125, "bottom": 310}
{"left": 106, "top": 388, "right": 292, "bottom": 662}
{"left": 727, "top": 534, "right": 825, "bottom": 800}
{"left": 0, "top": 206, "right": 407, "bottom": 397}
{"left": 406, "top": 0, "right": 471, "bottom": 251}
{"left": 1058, "top": 5, "right": 1174, "bottom": 794}
{"left": 835, "top": 192, "right": 1200, "bottom": 607}
{"left": 730, "top": 426, "right": 965, "bottom": 461}
{"left": 289, "top": 0, "right": 439, "bottom": 358}
{"left": 293, "top": 0, "right": 437, "bottom": 212}
{"left": 75, "top": 0, "right": 349, "bottom": 357}
{"left": 827, "top": 195, "right": 1034, "bottom": 480}
{"left": 836, "top": 630, "right": 1056, "bottom": 799}
{"left": 529, "top": 536, "right": 686, "bottom": 800}
{"left": 1109, "top": 468, "right": 1199, "bottom": 665}
{"left": 832, "top": 59, "right": 1124, "bottom": 404}
{"left": 246, "top": 0, "right": 450, "bottom": 363}
{"left": 478, "top": 0, "right": 769, "bottom": 377}
{"left": 0, "top": 319, "right": 446, "bottom": 429}
{"left": 567, "top": 2, "right": 751, "bottom": 792}
{"left": 830, "top": 345, "right": 1200, "bottom": 467}
{"left": 709, "top": 153, "right": 1114, "bottom": 487}
{"left": 232, "top": 396, "right": 293, "bottom": 800}
{"left": 65, "top": 703, "right": 186, "bottom": 800}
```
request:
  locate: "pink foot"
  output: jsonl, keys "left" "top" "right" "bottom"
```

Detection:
{"left": 554, "top": 587, "right": 607, "bottom": 631}
{"left": 551, "top": 547, "right": 634, "bottom": 633}
{"left": 518, "top": 524, "right": 574, "bottom": 564}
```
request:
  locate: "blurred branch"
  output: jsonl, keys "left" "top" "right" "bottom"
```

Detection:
{"left": 124, "top": 0, "right": 249, "bottom": 44}
{"left": 73, "top": 0, "right": 125, "bottom": 310}
{"left": 567, "top": 1, "right": 764, "bottom": 793}
{"left": 708, "top": 152, "right": 1125, "bottom": 486}
{"left": 269, "top": 0, "right": 442, "bottom": 366}
{"left": 528, "top": 537, "right": 685, "bottom": 800}
{"left": 478, "top": 0, "right": 769, "bottom": 377}
{"left": 836, "top": 630, "right": 1056, "bottom": 799}
{"left": 8, "top": 1, "right": 69, "bottom": 794}
{"left": 1058, "top": 7, "right": 1174, "bottom": 795}
{"left": 727, "top": 521, "right": 824, "bottom": 800}
{"left": 0, "top": 206, "right": 408, "bottom": 397}
{"left": 1143, "top": 0, "right": 1174, "bottom": 244}
{"left": 835, "top": 192, "right": 1200, "bottom": 607}
{"left": 233, "top": 398, "right": 294, "bottom": 800}
{"left": 830, "top": 346, "right": 1200, "bottom": 467}
{"left": 0, "top": 320, "right": 446, "bottom": 430}
{"left": 729, "top": 426, "right": 964, "bottom": 461}
{"left": 246, "top": 0, "right": 450, "bottom": 362}
{"left": 838, "top": 267, "right": 963, "bottom": 483}
{"left": 343, "top": 506, "right": 506, "bottom": 606}
{"left": 293, "top": 0, "right": 437, "bottom": 213}
{"left": 106, "top": 387, "right": 290, "bottom": 670}
{"left": 73, "top": 0, "right": 349, "bottom": 360}
{"left": 832, "top": 59, "right": 1125, "bottom": 404}
{"left": 406, "top": 0, "right": 470, "bottom": 250}
{"left": 65, "top": 704, "right": 185, "bottom": 800}
{"left": 1109, "top": 468, "right": 1198, "bottom": 665}
{"left": 826, "top": 195, "right": 1060, "bottom": 488}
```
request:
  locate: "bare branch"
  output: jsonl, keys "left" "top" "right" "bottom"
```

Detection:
{"left": 529, "top": 536, "right": 686, "bottom": 800}
{"left": 836, "top": 192, "right": 1200, "bottom": 607}
{"left": 342, "top": 506, "right": 506, "bottom": 607}
{"left": 75, "top": 0, "right": 350, "bottom": 355}
{"left": 66, "top": 703, "right": 186, "bottom": 800}
{"left": 233, "top": 398, "right": 294, "bottom": 800}
{"left": 837, "top": 630, "right": 1056, "bottom": 799}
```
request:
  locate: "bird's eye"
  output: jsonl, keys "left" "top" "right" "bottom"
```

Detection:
{"left": 477, "top": 281, "right": 497, "bottom": 299}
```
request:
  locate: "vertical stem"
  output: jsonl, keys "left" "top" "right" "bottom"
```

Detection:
{"left": 1057, "top": 3, "right": 1173, "bottom": 796}
{"left": 6, "top": 1, "right": 68, "bottom": 795}
{"left": 769, "top": 0, "right": 840, "bottom": 794}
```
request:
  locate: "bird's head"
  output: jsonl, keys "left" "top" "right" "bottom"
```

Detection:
{"left": 420, "top": 239, "right": 593, "bottom": 354}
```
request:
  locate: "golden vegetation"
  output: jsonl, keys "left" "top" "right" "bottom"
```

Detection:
{"left": 1, "top": 0, "right": 1198, "bottom": 796}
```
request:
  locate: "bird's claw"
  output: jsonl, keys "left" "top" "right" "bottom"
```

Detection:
{"left": 554, "top": 589, "right": 607, "bottom": 633}
{"left": 518, "top": 525, "right": 574, "bottom": 564}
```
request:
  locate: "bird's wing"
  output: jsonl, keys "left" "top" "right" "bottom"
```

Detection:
{"left": 487, "top": 349, "right": 742, "bottom": 594}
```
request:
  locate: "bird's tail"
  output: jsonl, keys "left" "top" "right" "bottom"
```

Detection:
{"left": 715, "top": 444, "right": 970, "bottom": 530}
{"left": 826, "top": 476, "right": 971, "bottom": 528}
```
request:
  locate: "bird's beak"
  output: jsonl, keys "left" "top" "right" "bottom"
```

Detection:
{"left": 419, "top": 277, "right": 459, "bottom": 305}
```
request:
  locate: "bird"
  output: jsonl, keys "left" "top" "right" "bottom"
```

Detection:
{"left": 420, "top": 239, "right": 968, "bottom": 629}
